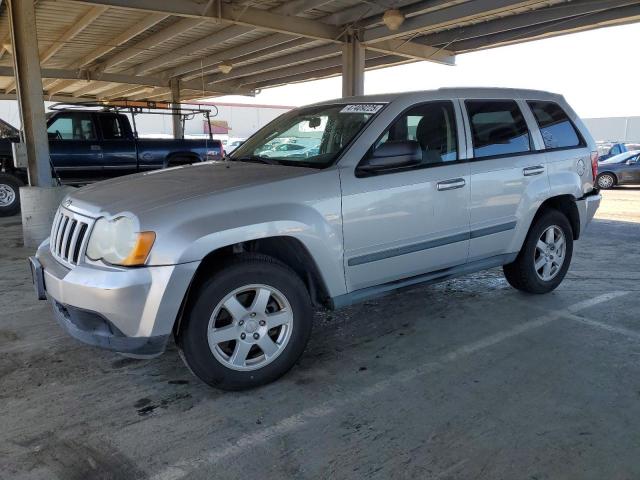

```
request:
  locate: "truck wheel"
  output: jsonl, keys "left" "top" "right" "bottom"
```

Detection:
{"left": 503, "top": 209, "right": 573, "bottom": 294}
{"left": 177, "top": 254, "right": 313, "bottom": 390}
{"left": 0, "top": 173, "right": 22, "bottom": 217}
{"left": 596, "top": 173, "right": 616, "bottom": 189}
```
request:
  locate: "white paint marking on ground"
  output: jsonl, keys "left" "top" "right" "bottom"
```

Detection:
{"left": 562, "top": 311, "right": 640, "bottom": 341}
{"left": 150, "top": 290, "right": 629, "bottom": 480}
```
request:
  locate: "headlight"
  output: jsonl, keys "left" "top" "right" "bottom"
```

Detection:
{"left": 86, "top": 216, "right": 155, "bottom": 266}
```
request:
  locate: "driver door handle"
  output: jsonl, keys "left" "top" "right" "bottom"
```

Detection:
{"left": 523, "top": 165, "right": 545, "bottom": 176}
{"left": 437, "top": 178, "right": 466, "bottom": 191}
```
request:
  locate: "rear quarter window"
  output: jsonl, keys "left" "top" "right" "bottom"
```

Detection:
{"left": 527, "top": 101, "right": 584, "bottom": 149}
{"left": 465, "top": 100, "right": 532, "bottom": 159}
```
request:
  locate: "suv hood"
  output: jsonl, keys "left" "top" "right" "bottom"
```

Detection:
{"left": 66, "top": 161, "right": 317, "bottom": 217}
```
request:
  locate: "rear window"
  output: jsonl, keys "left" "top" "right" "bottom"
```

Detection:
{"left": 465, "top": 100, "right": 532, "bottom": 158}
{"left": 528, "top": 101, "right": 583, "bottom": 149}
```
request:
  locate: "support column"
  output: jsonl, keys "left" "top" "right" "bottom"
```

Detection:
{"left": 341, "top": 34, "right": 365, "bottom": 97}
{"left": 8, "top": 0, "right": 72, "bottom": 247}
{"left": 170, "top": 78, "right": 183, "bottom": 139}
{"left": 8, "top": 0, "right": 51, "bottom": 187}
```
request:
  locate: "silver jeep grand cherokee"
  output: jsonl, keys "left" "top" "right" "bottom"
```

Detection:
{"left": 30, "top": 88, "right": 601, "bottom": 390}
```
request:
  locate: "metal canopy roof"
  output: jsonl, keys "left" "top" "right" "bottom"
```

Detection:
{"left": 0, "top": 0, "right": 639, "bottom": 103}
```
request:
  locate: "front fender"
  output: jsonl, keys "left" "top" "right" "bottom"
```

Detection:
{"left": 143, "top": 171, "right": 346, "bottom": 297}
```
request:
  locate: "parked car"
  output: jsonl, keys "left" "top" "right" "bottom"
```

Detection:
{"left": 30, "top": 88, "right": 600, "bottom": 390}
{"left": 0, "top": 109, "right": 223, "bottom": 216}
{"left": 227, "top": 139, "right": 245, "bottom": 153}
{"left": 596, "top": 150, "right": 640, "bottom": 189}
{"left": 261, "top": 142, "right": 319, "bottom": 158}
{"left": 598, "top": 142, "right": 640, "bottom": 161}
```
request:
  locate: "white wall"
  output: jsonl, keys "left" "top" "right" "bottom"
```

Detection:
{"left": 583, "top": 117, "right": 640, "bottom": 142}
{"left": 0, "top": 100, "right": 291, "bottom": 140}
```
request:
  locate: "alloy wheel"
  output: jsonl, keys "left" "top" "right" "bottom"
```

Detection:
{"left": 207, "top": 284, "right": 294, "bottom": 371}
{"left": 534, "top": 225, "right": 566, "bottom": 281}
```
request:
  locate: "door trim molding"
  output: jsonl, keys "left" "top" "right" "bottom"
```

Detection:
{"left": 347, "top": 221, "right": 516, "bottom": 266}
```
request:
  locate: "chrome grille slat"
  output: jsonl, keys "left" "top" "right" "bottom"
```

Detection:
{"left": 67, "top": 221, "right": 81, "bottom": 260}
{"left": 51, "top": 210, "right": 63, "bottom": 251}
{"left": 50, "top": 208, "right": 95, "bottom": 268}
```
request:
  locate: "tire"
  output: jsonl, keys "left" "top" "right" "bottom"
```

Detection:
{"left": 0, "top": 173, "right": 22, "bottom": 217}
{"left": 503, "top": 209, "right": 573, "bottom": 294}
{"left": 596, "top": 172, "right": 616, "bottom": 189}
{"left": 177, "top": 253, "right": 313, "bottom": 390}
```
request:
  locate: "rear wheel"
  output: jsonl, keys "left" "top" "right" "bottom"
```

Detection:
{"left": 177, "top": 254, "right": 313, "bottom": 390}
{"left": 596, "top": 172, "right": 616, "bottom": 189}
{"left": 0, "top": 173, "right": 22, "bottom": 217}
{"left": 503, "top": 210, "right": 573, "bottom": 294}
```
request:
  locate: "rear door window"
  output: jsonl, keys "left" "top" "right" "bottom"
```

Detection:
{"left": 528, "top": 101, "right": 583, "bottom": 149}
{"left": 465, "top": 100, "right": 532, "bottom": 159}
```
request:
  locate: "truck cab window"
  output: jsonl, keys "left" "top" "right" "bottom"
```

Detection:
{"left": 48, "top": 113, "right": 97, "bottom": 141}
{"left": 99, "top": 115, "right": 128, "bottom": 140}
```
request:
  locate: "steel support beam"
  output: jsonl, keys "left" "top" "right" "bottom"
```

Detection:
{"left": 0, "top": 66, "right": 252, "bottom": 96}
{"left": 72, "top": 0, "right": 343, "bottom": 41}
{"left": 7, "top": 0, "right": 51, "bottom": 187}
{"left": 366, "top": 39, "right": 454, "bottom": 65}
{"left": 169, "top": 33, "right": 295, "bottom": 79}
{"left": 449, "top": 2, "right": 640, "bottom": 51}
{"left": 170, "top": 78, "right": 182, "bottom": 139}
{"left": 136, "top": 0, "right": 336, "bottom": 77}
{"left": 205, "top": 44, "right": 340, "bottom": 84}
{"left": 247, "top": 55, "right": 409, "bottom": 91}
{"left": 237, "top": 50, "right": 383, "bottom": 87}
{"left": 417, "top": 0, "right": 639, "bottom": 46}
{"left": 342, "top": 35, "right": 365, "bottom": 97}
{"left": 363, "top": 0, "right": 544, "bottom": 42}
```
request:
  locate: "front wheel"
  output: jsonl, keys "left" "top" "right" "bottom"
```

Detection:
{"left": 503, "top": 210, "right": 573, "bottom": 294}
{"left": 177, "top": 254, "right": 313, "bottom": 390}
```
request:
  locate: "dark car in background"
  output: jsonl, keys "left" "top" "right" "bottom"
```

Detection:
{"left": 596, "top": 150, "right": 640, "bottom": 189}
{"left": 0, "top": 108, "right": 223, "bottom": 216}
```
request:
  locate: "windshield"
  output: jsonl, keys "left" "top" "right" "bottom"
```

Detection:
{"left": 0, "top": 118, "right": 18, "bottom": 138}
{"left": 230, "top": 103, "right": 384, "bottom": 167}
{"left": 601, "top": 151, "right": 640, "bottom": 164}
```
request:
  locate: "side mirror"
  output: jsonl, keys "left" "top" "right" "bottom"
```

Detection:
{"left": 359, "top": 140, "right": 422, "bottom": 173}
{"left": 627, "top": 158, "right": 638, "bottom": 165}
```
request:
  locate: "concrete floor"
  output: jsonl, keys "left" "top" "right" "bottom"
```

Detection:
{"left": 1, "top": 188, "right": 640, "bottom": 480}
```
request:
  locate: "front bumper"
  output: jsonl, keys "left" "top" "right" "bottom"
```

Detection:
{"left": 576, "top": 191, "right": 601, "bottom": 236}
{"left": 33, "top": 241, "right": 199, "bottom": 357}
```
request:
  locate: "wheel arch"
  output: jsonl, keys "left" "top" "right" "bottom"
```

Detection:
{"left": 172, "top": 235, "right": 331, "bottom": 337}
{"left": 532, "top": 194, "right": 581, "bottom": 240}
{"left": 165, "top": 152, "right": 201, "bottom": 167}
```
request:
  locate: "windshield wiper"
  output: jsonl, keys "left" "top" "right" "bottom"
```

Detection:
{"left": 232, "top": 155, "right": 280, "bottom": 165}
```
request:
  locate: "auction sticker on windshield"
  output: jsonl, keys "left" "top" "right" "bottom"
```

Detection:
{"left": 340, "top": 104, "right": 384, "bottom": 114}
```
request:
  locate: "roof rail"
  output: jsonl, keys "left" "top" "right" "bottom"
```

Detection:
{"left": 48, "top": 100, "right": 218, "bottom": 118}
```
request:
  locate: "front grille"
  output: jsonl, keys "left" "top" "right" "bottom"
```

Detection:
{"left": 50, "top": 208, "right": 94, "bottom": 267}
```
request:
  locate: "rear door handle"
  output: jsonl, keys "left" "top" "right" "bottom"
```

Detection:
{"left": 523, "top": 165, "right": 545, "bottom": 176}
{"left": 90, "top": 144, "right": 101, "bottom": 151}
{"left": 437, "top": 178, "right": 466, "bottom": 191}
